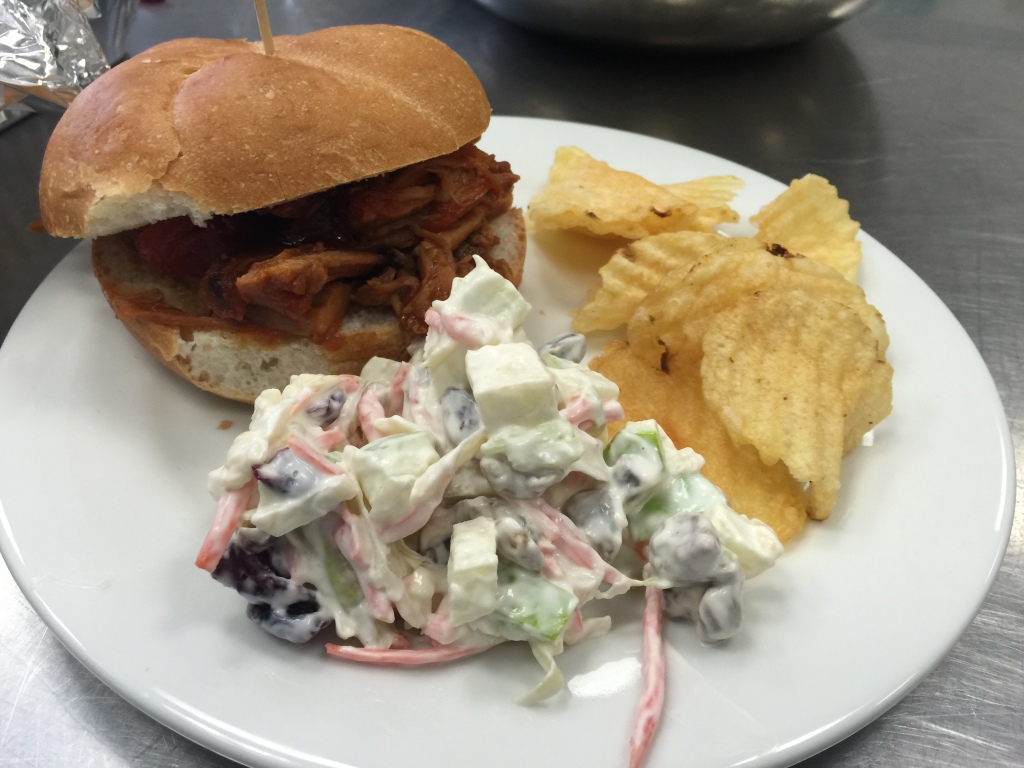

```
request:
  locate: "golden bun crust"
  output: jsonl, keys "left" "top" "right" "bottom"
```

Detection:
{"left": 91, "top": 209, "right": 526, "bottom": 403}
{"left": 41, "top": 26, "right": 491, "bottom": 239}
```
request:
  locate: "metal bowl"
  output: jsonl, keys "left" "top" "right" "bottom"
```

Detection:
{"left": 472, "top": 0, "right": 877, "bottom": 49}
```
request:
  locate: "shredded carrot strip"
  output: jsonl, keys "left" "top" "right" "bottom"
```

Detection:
{"left": 357, "top": 390, "right": 386, "bottom": 442}
{"left": 423, "top": 601, "right": 455, "bottom": 645}
{"left": 629, "top": 587, "right": 665, "bottom": 768}
{"left": 603, "top": 400, "right": 625, "bottom": 422}
{"left": 559, "top": 397, "right": 623, "bottom": 430}
{"left": 195, "top": 480, "right": 255, "bottom": 572}
{"left": 286, "top": 435, "right": 342, "bottom": 475}
{"left": 389, "top": 634, "right": 413, "bottom": 651}
{"left": 559, "top": 395, "right": 596, "bottom": 428}
{"left": 540, "top": 548, "right": 564, "bottom": 582}
{"left": 313, "top": 426, "right": 348, "bottom": 452}
{"left": 324, "top": 643, "right": 494, "bottom": 666}
{"left": 334, "top": 506, "right": 395, "bottom": 623}
{"left": 287, "top": 375, "right": 359, "bottom": 417}
{"left": 423, "top": 308, "right": 443, "bottom": 334}
{"left": 440, "top": 313, "right": 476, "bottom": 346}
{"left": 386, "top": 363, "right": 409, "bottom": 417}
{"left": 569, "top": 608, "right": 585, "bottom": 634}
{"left": 533, "top": 499, "right": 638, "bottom": 591}
{"left": 289, "top": 387, "right": 320, "bottom": 418}
{"left": 338, "top": 374, "right": 362, "bottom": 394}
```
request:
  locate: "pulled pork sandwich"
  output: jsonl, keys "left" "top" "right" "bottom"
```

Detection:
{"left": 38, "top": 25, "right": 525, "bottom": 403}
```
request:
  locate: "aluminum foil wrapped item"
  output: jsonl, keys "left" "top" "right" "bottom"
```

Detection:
{"left": 0, "top": 0, "right": 110, "bottom": 107}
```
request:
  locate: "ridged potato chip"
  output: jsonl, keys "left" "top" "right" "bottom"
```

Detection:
{"left": 592, "top": 341, "right": 808, "bottom": 542}
{"left": 663, "top": 175, "right": 744, "bottom": 231}
{"left": 700, "top": 289, "right": 892, "bottom": 519}
{"left": 627, "top": 244, "right": 888, "bottom": 371}
{"left": 752, "top": 174, "right": 862, "bottom": 282}
{"left": 841, "top": 349, "right": 895, "bottom": 454}
{"left": 526, "top": 146, "right": 699, "bottom": 239}
{"left": 539, "top": 148, "right": 892, "bottom": 532}
{"left": 573, "top": 231, "right": 728, "bottom": 333}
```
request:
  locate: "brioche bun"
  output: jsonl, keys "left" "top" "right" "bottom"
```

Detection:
{"left": 40, "top": 26, "right": 527, "bottom": 403}
{"left": 40, "top": 26, "right": 492, "bottom": 238}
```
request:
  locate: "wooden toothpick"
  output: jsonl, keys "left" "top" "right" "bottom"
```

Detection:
{"left": 253, "top": 0, "right": 275, "bottom": 56}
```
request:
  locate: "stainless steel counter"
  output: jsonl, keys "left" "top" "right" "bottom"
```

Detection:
{"left": 1, "top": 1, "right": 1021, "bottom": 766}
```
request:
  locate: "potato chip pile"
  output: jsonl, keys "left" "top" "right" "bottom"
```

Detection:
{"left": 526, "top": 148, "right": 893, "bottom": 541}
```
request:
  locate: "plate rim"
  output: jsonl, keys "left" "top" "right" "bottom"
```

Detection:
{"left": 0, "top": 115, "right": 1016, "bottom": 768}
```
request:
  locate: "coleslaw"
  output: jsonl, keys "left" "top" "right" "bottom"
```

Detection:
{"left": 197, "top": 256, "right": 783, "bottom": 762}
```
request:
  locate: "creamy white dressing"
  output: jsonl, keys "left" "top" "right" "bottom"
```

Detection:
{"left": 250, "top": 451, "right": 359, "bottom": 537}
{"left": 448, "top": 516, "right": 499, "bottom": 626}
{"left": 345, "top": 432, "right": 440, "bottom": 528}
{"left": 202, "top": 257, "right": 784, "bottom": 703}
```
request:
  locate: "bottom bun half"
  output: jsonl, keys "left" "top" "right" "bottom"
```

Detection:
{"left": 92, "top": 209, "right": 526, "bottom": 404}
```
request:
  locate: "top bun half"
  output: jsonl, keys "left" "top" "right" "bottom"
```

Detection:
{"left": 40, "top": 26, "right": 492, "bottom": 239}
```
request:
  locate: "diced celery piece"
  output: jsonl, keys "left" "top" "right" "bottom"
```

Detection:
{"left": 481, "top": 418, "right": 583, "bottom": 472}
{"left": 289, "top": 525, "right": 363, "bottom": 610}
{"left": 492, "top": 563, "right": 578, "bottom": 643}
{"left": 627, "top": 473, "right": 729, "bottom": 542}
{"left": 322, "top": 545, "right": 364, "bottom": 610}
{"left": 604, "top": 421, "right": 664, "bottom": 467}
{"left": 349, "top": 431, "right": 440, "bottom": 513}
{"left": 448, "top": 517, "right": 499, "bottom": 626}
{"left": 466, "top": 342, "right": 560, "bottom": 431}
{"left": 628, "top": 485, "right": 678, "bottom": 543}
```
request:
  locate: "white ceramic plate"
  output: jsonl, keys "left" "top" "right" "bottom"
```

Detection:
{"left": 0, "top": 117, "right": 1014, "bottom": 768}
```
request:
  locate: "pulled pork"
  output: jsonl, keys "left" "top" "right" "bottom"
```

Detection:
{"left": 134, "top": 142, "right": 519, "bottom": 340}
